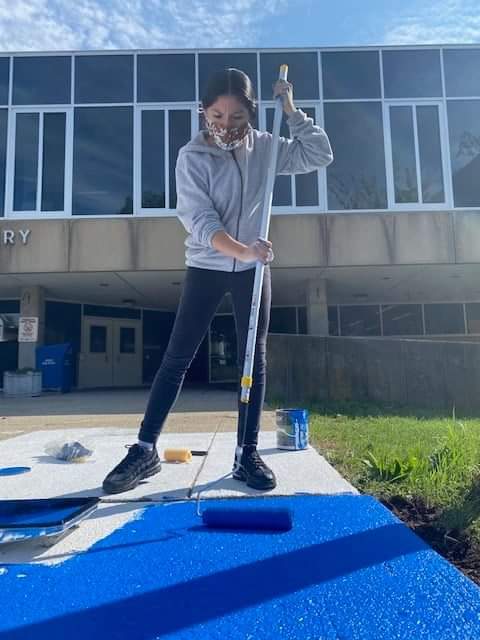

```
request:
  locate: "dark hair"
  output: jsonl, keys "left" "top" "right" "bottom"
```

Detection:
{"left": 201, "top": 68, "right": 257, "bottom": 121}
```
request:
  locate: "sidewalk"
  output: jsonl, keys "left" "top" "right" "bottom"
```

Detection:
{"left": 0, "top": 386, "right": 275, "bottom": 440}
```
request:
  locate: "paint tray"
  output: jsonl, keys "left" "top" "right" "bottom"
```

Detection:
{"left": 0, "top": 497, "right": 99, "bottom": 543}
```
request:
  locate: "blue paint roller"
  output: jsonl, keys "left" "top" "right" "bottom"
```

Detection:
{"left": 202, "top": 506, "right": 293, "bottom": 532}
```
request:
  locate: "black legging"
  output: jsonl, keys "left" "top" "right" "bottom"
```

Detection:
{"left": 138, "top": 265, "right": 271, "bottom": 447}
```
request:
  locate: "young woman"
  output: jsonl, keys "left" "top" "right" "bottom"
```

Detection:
{"left": 103, "top": 67, "right": 333, "bottom": 494}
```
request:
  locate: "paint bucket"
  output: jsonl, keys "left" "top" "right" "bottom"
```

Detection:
{"left": 276, "top": 408, "right": 309, "bottom": 450}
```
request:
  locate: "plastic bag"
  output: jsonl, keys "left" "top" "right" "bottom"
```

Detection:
{"left": 45, "top": 440, "right": 93, "bottom": 463}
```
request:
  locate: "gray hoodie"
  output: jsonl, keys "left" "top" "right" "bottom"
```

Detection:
{"left": 175, "top": 108, "right": 333, "bottom": 272}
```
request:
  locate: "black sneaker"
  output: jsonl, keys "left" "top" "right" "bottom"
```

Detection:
{"left": 102, "top": 444, "right": 161, "bottom": 494}
{"left": 232, "top": 446, "right": 277, "bottom": 491}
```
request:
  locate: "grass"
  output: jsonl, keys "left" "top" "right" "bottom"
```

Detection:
{"left": 268, "top": 399, "right": 480, "bottom": 542}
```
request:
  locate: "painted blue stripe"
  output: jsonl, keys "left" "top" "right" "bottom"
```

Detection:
{"left": 1, "top": 495, "right": 480, "bottom": 639}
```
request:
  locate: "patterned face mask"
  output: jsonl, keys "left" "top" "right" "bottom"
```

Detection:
{"left": 205, "top": 119, "right": 252, "bottom": 151}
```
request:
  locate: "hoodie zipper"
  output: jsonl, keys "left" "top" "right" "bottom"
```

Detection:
{"left": 230, "top": 150, "right": 243, "bottom": 273}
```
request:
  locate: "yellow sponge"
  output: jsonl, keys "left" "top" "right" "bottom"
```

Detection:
{"left": 163, "top": 448, "right": 193, "bottom": 463}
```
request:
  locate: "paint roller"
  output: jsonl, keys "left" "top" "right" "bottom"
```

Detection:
{"left": 199, "top": 65, "right": 293, "bottom": 533}
{"left": 201, "top": 506, "right": 293, "bottom": 531}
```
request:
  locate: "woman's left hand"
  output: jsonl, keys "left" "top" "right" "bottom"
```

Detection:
{"left": 273, "top": 79, "right": 296, "bottom": 115}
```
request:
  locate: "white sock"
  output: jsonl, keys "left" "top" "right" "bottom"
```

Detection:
{"left": 138, "top": 439, "right": 154, "bottom": 451}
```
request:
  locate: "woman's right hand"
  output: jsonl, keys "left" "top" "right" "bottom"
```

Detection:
{"left": 238, "top": 238, "right": 274, "bottom": 265}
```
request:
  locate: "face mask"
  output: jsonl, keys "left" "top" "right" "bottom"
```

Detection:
{"left": 205, "top": 119, "right": 251, "bottom": 151}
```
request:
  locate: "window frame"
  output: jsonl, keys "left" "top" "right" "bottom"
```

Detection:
{"left": 5, "top": 105, "right": 73, "bottom": 218}
{"left": 383, "top": 99, "right": 452, "bottom": 211}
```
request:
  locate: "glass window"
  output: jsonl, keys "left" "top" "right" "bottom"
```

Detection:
{"left": 14, "top": 113, "right": 39, "bottom": 211}
{"left": 466, "top": 303, "right": 480, "bottom": 333}
{"left": 75, "top": 55, "right": 133, "bottom": 104}
{"left": 0, "top": 109, "right": 6, "bottom": 217}
{"left": 137, "top": 54, "right": 195, "bottom": 102}
{"left": 141, "top": 110, "right": 165, "bottom": 208}
{"left": 260, "top": 52, "right": 319, "bottom": 100}
{"left": 444, "top": 49, "right": 480, "bottom": 97}
{"left": 90, "top": 325, "right": 106, "bottom": 353}
{"left": 298, "top": 307, "right": 307, "bottom": 334}
{"left": 325, "top": 102, "right": 387, "bottom": 209}
{"left": 41, "top": 113, "right": 66, "bottom": 211}
{"left": 447, "top": 100, "right": 480, "bottom": 207}
{"left": 13, "top": 56, "right": 71, "bottom": 105}
{"left": 382, "top": 304, "right": 423, "bottom": 335}
{"left": 199, "top": 53, "right": 258, "bottom": 101}
{"left": 424, "top": 303, "right": 464, "bottom": 334}
{"left": 269, "top": 307, "right": 297, "bottom": 333}
{"left": 266, "top": 108, "right": 292, "bottom": 206}
{"left": 73, "top": 107, "right": 133, "bottom": 215}
{"left": 390, "top": 106, "right": 418, "bottom": 202}
{"left": 322, "top": 50, "right": 381, "bottom": 99}
{"left": 295, "top": 107, "right": 319, "bottom": 206}
{"left": 0, "top": 58, "right": 9, "bottom": 105}
{"left": 120, "top": 327, "right": 135, "bottom": 353}
{"left": 340, "top": 305, "right": 381, "bottom": 336}
{"left": 169, "top": 110, "right": 191, "bottom": 209}
{"left": 328, "top": 306, "right": 339, "bottom": 336}
{"left": 382, "top": 49, "right": 442, "bottom": 98}
{"left": 417, "top": 105, "right": 445, "bottom": 203}
{"left": 13, "top": 111, "right": 67, "bottom": 213}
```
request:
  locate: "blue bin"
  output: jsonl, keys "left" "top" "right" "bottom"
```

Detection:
{"left": 35, "top": 343, "right": 73, "bottom": 393}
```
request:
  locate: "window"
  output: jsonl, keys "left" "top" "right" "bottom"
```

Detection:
{"left": 89, "top": 325, "right": 107, "bottom": 353}
{"left": 0, "top": 109, "right": 6, "bottom": 216}
{"left": 12, "top": 111, "right": 67, "bottom": 213}
{"left": 73, "top": 107, "right": 133, "bottom": 215}
{"left": 386, "top": 104, "right": 445, "bottom": 206}
{"left": 0, "top": 57, "right": 9, "bottom": 105}
{"left": 424, "top": 303, "right": 464, "bottom": 334}
{"left": 265, "top": 106, "right": 319, "bottom": 207}
{"left": 382, "top": 49, "right": 442, "bottom": 98}
{"left": 382, "top": 304, "right": 423, "bottom": 335}
{"left": 328, "top": 306, "right": 339, "bottom": 336}
{"left": 269, "top": 307, "right": 297, "bottom": 333}
{"left": 260, "top": 52, "right": 319, "bottom": 100}
{"left": 447, "top": 100, "right": 480, "bottom": 207}
{"left": 75, "top": 55, "right": 133, "bottom": 104}
{"left": 322, "top": 50, "right": 381, "bottom": 99}
{"left": 141, "top": 110, "right": 165, "bottom": 208}
{"left": 340, "top": 305, "right": 381, "bottom": 336}
{"left": 137, "top": 54, "right": 195, "bottom": 102}
{"left": 169, "top": 110, "right": 191, "bottom": 209}
{"left": 325, "top": 102, "right": 387, "bottom": 210}
{"left": 120, "top": 327, "right": 135, "bottom": 354}
{"left": 444, "top": 49, "right": 480, "bottom": 97}
{"left": 13, "top": 56, "right": 71, "bottom": 105}
{"left": 198, "top": 53, "right": 258, "bottom": 100}
{"left": 466, "top": 303, "right": 480, "bottom": 334}
{"left": 139, "top": 108, "right": 191, "bottom": 211}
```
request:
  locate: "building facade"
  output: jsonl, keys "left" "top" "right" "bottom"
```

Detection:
{"left": 1, "top": 46, "right": 480, "bottom": 388}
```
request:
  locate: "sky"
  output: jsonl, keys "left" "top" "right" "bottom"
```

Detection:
{"left": 0, "top": 0, "right": 478, "bottom": 52}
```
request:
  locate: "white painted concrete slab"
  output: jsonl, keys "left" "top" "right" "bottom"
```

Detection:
{"left": 0, "top": 428, "right": 212, "bottom": 565}
{"left": 192, "top": 431, "right": 358, "bottom": 499}
{"left": 0, "top": 427, "right": 356, "bottom": 566}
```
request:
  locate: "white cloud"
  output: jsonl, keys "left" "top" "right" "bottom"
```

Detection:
{"left": 0, "top": 0, "right": 291, "bottom": 52}
{"left": 383, "top": 0, "right": 480, "bottom": 45}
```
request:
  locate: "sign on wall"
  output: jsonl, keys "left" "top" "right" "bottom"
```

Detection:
{"left": 18, "top": 317, "right": 38, "bottom": 342}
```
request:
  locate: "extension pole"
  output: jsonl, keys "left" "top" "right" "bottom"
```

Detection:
{"left": 240, "top": 64, "right": 288, "bottom": 406}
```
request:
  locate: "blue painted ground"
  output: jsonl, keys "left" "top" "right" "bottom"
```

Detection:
{"left": 1, "top": 495, "right": 480, "bottom": 639}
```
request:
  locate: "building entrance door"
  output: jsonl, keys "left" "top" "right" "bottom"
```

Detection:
{"left": 79, "top": 316, "right": 142, "bottom": 388}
